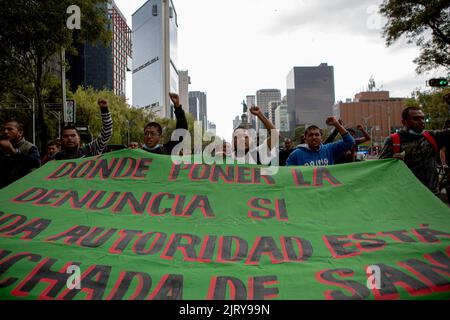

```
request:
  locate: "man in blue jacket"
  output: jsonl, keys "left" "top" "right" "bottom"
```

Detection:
{"left": 286, "top": 117, "right": 355, "bottom": 166}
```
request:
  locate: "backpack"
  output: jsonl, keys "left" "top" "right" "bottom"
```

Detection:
{"left": 390, "top": 131, "right": 438, "bottom": 154}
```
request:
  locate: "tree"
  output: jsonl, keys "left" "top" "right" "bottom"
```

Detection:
{"left": 71, "top": 87, "right": 208, "bottom": 150}
{"left": 293, "top": 126, "right": 306, "bottom": 146}
{"left": 405, "top": 88, "right": 450, "bottom": 129}
{"left": 379, "top": 0, "right": 450, "bottom": 73}
{"left": 0, "top": 0, "right": 111, "bottom": 150}
{"left": 0, "top": 73, "right": 67, "bottom": 146}
{"left": 72, "top": 87, "right": 155, "bottom": 145}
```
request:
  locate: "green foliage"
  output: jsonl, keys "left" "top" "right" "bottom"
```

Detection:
{"left": 0, "top": 0, "right": 112, "bottom": 150}
{"left": 405, "top": 88, "right": 450, "bottom": 129}
{"left": 380, "top": 0, "right": 450, "bottom": 73}
{"left": 71, "top": 87, "right": 207, "bottom": 149}
{"left": 293, "top": 125, "right": 306, "bottom": 145}
{"left": 72, "top": 87, "right": 154, "bottom": 145}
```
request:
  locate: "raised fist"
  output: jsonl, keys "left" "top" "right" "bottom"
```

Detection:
{"left": 325, "top": 117, "right": 339, "bottom": 126}
{"left": 249, "top": 106, "right": 262, "bottom": 116}
{"left": 169, "top": 93, "right": 180, "bottom": 108}
{"left": 98, "top": 99, "right": 108, "bottom": 108}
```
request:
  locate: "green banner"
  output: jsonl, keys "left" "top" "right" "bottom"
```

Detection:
{"left": 0, "top": 149, "right": 449, "bottom": 300}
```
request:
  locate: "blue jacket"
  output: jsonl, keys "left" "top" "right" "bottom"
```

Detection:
{"left": 286, "top": 133, "right": 355, "bottom": 166}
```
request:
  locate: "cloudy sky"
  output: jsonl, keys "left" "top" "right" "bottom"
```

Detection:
{"left": 115, "top": 0, "right": 440, "bottom": 140}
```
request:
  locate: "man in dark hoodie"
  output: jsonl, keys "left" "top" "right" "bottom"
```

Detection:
{"left": 142, "top": 93, "right": 188, "bottom": 155}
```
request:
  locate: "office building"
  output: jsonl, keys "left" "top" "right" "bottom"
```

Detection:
{"left": 286, "top": 63, "right": 335, "bottom": 130}
{"left": 275, "top": 103, "right": 290, "bottom": 133}
{"left": 256, "top": 89, "right": 281, "bottom": 129}
{"left": 189, "top": 96, "right": 199, "bottom": 121}
{"left": 178, "top": 70, "right": 190, "bottom": 112}
{"left": 67, "top": 1, "right": 132, "bottom": 97}
{"left": 268, "top": 100, "right": 282, "bottom": 124}
{"left": 189, "top": 91, "right": 207, "bottom": 130}
{"left": 333, "top": 91, "right": 405, "bottom": 146}
{"left": 132, "top": 0, "right": 178, "bottom": 118}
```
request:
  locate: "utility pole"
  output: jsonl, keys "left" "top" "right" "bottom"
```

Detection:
{"left": 61, "top": 48, "right": 67, "bottom": 125}
{"left": 32, "top": 98, "right": 36, "bottom": 145}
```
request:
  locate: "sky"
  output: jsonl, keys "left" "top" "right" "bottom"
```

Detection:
{"left": 114, "top": 0, "right": 441, "bottom": 140}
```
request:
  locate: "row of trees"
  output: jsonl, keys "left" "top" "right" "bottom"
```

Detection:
{"left": 0, "top": 0, "right": 206, "bottom": 152}
{"left": 0, "top": 0, "right": 111, "bottom": 151}
{"left": 0, "top": 85, "right": 204, "bottom": 151}
{"left": 70, "top": 87, "right": 203, "bottom": 147}
{"left": 405, "top": 88, "right": 450, "bottom": 130}
{"left": 380, "top": 0, "right": 450, "bottom": 127}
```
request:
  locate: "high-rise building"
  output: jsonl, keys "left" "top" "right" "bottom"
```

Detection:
{"left": 268, "top": 100, "right": 282, "bottom": 124}
{"left": 286, "top": 63, "right": 335, "bottom": 130}
{"left": 333, "top": 91, "right": 405, "bottom": 146}
{"left": 256, "top": 89, "right": 281, "bottom": 117}
{"left": 275, "top": 104, "right": 290, "bottom": 134}
{"left": 256, "top": 89, "right": 281, "bottom": 130}
{"left": 188, "top": 96, "right": 199, "bottom": 121}
{"left": 132, "top": 0, "right": 178, "bottom": 118}
{"left": 178, "top": 70, "right": 190, "bottom": 112}
{"left": 67, "top": 1, "right": 132, "bottom": 98}
{"left": 189, "top": 91, "right": 207, "bottom": 130}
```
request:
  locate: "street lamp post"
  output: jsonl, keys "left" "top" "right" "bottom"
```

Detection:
{"left": 32, "top": 98, "right": 36, "bottom": 145}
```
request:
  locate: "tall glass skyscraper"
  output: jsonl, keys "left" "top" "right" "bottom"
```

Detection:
{"left": 256, "top": 89, "right": 281, "bottom": 130}
{"left": 67, "top": 1, "right": 132, "bottom": 98}
{"left": 189, "top": 91, "right": 207, "bottom": 130}
{"left": 132, "top": 0, "right": 178, "bottom": 119}
{"left": 286, "top": 63, "right": 335, "bottom": 130}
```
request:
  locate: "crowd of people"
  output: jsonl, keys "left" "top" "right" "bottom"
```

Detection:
{"left": 1, "top": 92, "right": 449, "bottom": 204}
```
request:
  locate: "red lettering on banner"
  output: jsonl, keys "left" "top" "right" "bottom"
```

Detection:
{"left": 46, "top": 158, "right": 154, "bottom": 181}
{"left": 169, "top": 163, "right": 275, "bottom": 185}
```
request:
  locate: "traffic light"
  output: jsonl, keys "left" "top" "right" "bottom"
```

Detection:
{"left": 427, "top": 78, "right": 449, "bottom": 87}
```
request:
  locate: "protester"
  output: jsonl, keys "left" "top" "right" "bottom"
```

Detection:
{"left": 439, "top": 119, "right": 450, "bottom": 203}
{"left": 232, "top": 106, "right": 279, "bottom": 165}
{"left": 128, "top": 142, "right": 140, "bottom": 149}
{"left": 142, "top": 93, "right": 188, "bottom": 155}
{"left": 54, "top": 99, "right": 113, "bottom": 160}
{"left": 440, "top": 94, "right": 450, "bottom": 170}
{"left": 324, "top": 119, "right": 345, "bottom": 144}
{"left": 286, "top": 116, "right": 355, "bottom": 166}
{"left": 214, "top": 141, "right": 232, "bottom": 162}
{"left": 379, "top": 106, "right": 450, "bottom": 197}
{"left": 0, "top": 120, "right": 40, "bottom": 188}
{"left": 279, "top": 138, "right": 295, "bottom": 166}
{"left": 329, "top": 124, "right": 371, "bottom": 164}
{"left": 439, "top": 118, "right": 450, "bottom": 166}
{"left": 41, "top": 140, "right": 60, "bottom": 164}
